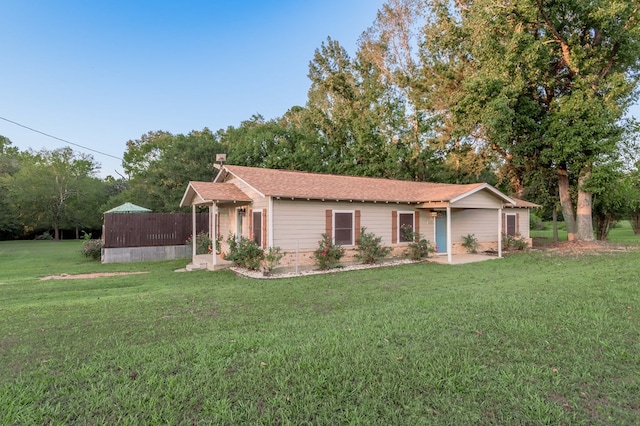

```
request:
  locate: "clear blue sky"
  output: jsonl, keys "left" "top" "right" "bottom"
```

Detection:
{"left": 0, "top": 0, "right": 386, "bottom": 177}
{"left": 1, "top": 1, "right": 638, "bottom": 178}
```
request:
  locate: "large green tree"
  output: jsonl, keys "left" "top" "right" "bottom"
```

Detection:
{"left": 301, "top": 36, "right": 448, "bottom": 180}
{"left": 10, "top": 147, "right": 103, "bottom": 240}
{"left": 0, "top": 136, "right": 22, "bottom": 239}
{"left": 118, "top": 128, "right": 225, "bottom": 212}
{"left": 420, "top": 0, "right": 640, "bottom": 241}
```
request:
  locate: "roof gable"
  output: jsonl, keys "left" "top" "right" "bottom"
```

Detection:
{"left": 180, "top": 181, "right": 252, "bottom": 207}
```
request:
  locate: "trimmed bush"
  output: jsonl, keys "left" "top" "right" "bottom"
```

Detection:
{"left": 355, "top": 227, "right": 392, "bottom": 264}
{"left": 461, "top": 233, "right": 479, "bottom": 254}
{"left": 503, "top": 234, "right": 529, "bottom": 251}
{"left": 312, "top": 234, "right": 345, "bottom": 270}
{"left": 185, "top": 231, "right": 212, "bottom": 255}
{"left": 402, "top": 229, "right": 435, "bottom": 260}
{"left": 262, "top": 246, "right": 284, "bottom": 276}
{"left": 226, "top": 235, "right": 264, "bottom": 270}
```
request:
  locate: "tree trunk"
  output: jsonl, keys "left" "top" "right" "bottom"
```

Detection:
{"left": 54, "top": 224, "right": 60, "bottom": 241}
{"left": 632, "top": 212, "right": 640, "bottom": 235}
{"left": 595, "top": 215, "right": 611, "bottom": 240}
{"left": 576, "top": 166, "right": 595, "bottom": 241}
{"left": 552, "top": 208, "right": 559, "bottom": 243}
{"left": 557, "top": 166, "right": 576, "bottom": 241}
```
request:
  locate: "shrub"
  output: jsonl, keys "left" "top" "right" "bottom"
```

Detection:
{"left": 355, "top": 227, "right": 392, "bottom": 264}
{"left": 461, "top": 233, "right": 479, "bottom": 254}
{"left": 81, "top": 238, "right": 103, "bottom": 260}
{"left": 262, "top": 246, "right": 285, "bottom": 276}
{"left": 185, "top": 231, "right": 212, "bottom": 255}
{"left": 503, "top": 234, "right": 529, "bottom": 251}
{"left": 226, "top": 235, "right": 264, "bottom": 270}
{"left": 402, "top": 229, "right": 435, "bottom": 260}
{"left": 312, "top": 234, "right": 345, "bottom": 270}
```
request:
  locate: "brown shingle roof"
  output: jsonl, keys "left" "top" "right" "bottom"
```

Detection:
{"left": 180, "top": 181, "right": 252, "bottom": 207}
{"left": 221, "top": 165, "right": 494, "bottom": 203}
{"left": 505, "top": 197, "right": 541, "bottom": 208}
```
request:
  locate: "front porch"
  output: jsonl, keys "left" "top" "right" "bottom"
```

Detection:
{"left": 186, "top": 254, "right": 233, "bottom": 271}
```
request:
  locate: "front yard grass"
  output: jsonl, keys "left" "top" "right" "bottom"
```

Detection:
{"left": 1, "top": 239, "right": 639, "bottom": 424}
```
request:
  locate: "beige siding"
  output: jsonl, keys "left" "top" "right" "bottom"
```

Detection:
{"left": 217, "top": 207, "right": 234, "bottom": 238}
{"left": 419, "top": 211, "right": 435, "bottom": 242}
{"left": 451, "top": 190, "right": 503, "bottom": 209}
{"left": 450, "top": 209, "right": 499, "bottom": 243}
{"left": 272, "top": 200, "right": 421, "bottom": 251}
{"left": 251, "top": 197, "right": 268, "bottom": 211}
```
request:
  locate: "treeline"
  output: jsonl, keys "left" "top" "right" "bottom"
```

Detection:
{"left": 1, "top": 0, "right": 640, "bottom": 241}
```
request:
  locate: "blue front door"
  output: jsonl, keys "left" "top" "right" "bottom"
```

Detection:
{"left": 435, "top": 212, "right": 447, "bottom": 254}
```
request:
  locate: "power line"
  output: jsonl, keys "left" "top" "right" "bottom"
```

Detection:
{"left": 0, "top": 115, "right": 123, "bottom": 160}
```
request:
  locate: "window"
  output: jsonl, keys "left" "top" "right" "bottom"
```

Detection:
{"left": 398, "top": 212, "right": 414, "bottom": 242}
{"left": 253, "top": 210, "right": 262, "bottom": 246}
{"left": 334, "top": 211, "right": 354, "bottom": 245}
{"left": 505, "top": 213, "right": 517, "bottom": 236}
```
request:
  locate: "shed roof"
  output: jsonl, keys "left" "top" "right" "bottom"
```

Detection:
{"left": 104, "top": 202, "right": 152, "bottom": 214}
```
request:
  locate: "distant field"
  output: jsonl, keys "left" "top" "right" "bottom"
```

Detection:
{"left": 1, "top": 240, "right": 639, "bottom": 424}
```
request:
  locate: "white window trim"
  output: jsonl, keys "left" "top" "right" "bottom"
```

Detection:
{"left": 333, "top": 210, "right": 355, "bottom": 246}
{"left": 505, "top": 213, "right": 517, "bottom": 236}
{"left": 398, "top": 211, "right": 415, "bottom": 243}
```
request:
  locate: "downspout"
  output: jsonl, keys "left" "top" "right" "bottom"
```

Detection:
{"left": 498, "top": 208, "right": 503, "bottom": 258}
{"left": 446, "top": 206, "right": 452, "bottom": 264}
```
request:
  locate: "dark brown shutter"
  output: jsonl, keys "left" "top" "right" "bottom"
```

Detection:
{"left": 325, "top": 210, "right": 333, "bottom": 237}
{"left": 248, "top": 208, "right": 253, "bottom": 240}
{"left": 516, "top": 213, "right": 520, "bottom": 236}
{"left": 391, "top": 211, "right": 398, "bottom": 244}
{"left": 262, "top": 209, "right": 267, "bottom": 248}
{"left": 414, "top": 210, "right": 420, "bottom": 240}
{"left": 355, "top": 210, "right": 361, "bottom": 244}
{"left": 502, "top": 213, "right": 506, "bottom": 234}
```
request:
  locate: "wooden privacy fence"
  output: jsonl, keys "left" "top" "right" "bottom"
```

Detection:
{"left": 103, "top": 213, "right": 208, "bottom": 248}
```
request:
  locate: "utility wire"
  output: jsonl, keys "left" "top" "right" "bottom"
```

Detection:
{"left": 0, "top": 115, "right": 123, "bottom": 160}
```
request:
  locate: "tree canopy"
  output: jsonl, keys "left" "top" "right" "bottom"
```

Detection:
{"left": 10, "top": 147, "right": 103, "bottom": 240}
{"left": 2, "top": 0, "right": 639, "bottom": 241}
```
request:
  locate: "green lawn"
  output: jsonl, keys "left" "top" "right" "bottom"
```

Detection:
{"left": 2, "top": 239, "right": 640, "bottom": 424}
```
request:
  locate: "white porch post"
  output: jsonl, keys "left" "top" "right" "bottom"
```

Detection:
{"left": 268, "top": 196, "right": 274, "bottom": 247}
{"left": 191, "top": 205, "right": 196, "bottom": 262}
{"left": 446, "top": 206, "right": 452, "bottom": 264}
{"left": 498, "top": 208, "right": 503, "bottom": 258}
{"left": 212, "top": 204, "right": 218, "bottom": 267}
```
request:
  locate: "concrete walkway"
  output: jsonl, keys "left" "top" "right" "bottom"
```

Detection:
{"left": 428, "top": 253, "right": 499, "bottom": 265}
